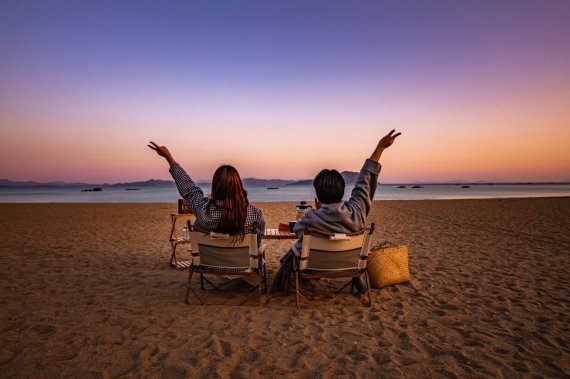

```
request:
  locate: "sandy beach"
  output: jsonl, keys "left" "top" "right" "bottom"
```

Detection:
{"left": 0, "top": 198, "right": 569, "bottom": 378}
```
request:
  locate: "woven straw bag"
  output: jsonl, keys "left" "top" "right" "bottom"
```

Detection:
{"left": 367, "top": 242, "right": 410, "bottom": 288}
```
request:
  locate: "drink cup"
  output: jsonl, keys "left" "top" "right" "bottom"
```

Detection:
{"left": 289, "top": 221, "right": 297, "bottom": 233}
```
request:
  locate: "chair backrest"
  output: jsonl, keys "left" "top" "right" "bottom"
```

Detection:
{"left": 189, "top": 230, "right": 259, "bottom": 270}
{"left": 299, "top": 224, "right": 374, "bottom": 272}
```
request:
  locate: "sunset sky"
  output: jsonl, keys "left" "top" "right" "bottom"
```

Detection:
{"left": 1, "top": 1, "right": 569, "bottom": 183}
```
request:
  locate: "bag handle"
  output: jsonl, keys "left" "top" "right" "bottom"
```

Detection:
{"left": 370, "top": 240, "right": 399, "bottom": 250}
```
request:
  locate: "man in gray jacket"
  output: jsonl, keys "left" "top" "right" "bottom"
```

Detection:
{"left": 271, "top": 130, "right": 401, "bottom": 293}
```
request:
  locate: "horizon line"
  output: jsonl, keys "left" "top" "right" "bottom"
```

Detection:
{"left": 2, "top": 178, "right": 570, "bottom": 187}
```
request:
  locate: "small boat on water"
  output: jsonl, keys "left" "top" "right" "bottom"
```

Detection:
{"left": 267, "top": 187, "right": 279, "bottom": 190}
{"left": 411, "top": 185, "right": 423, "bottom": 189}
{"left": 81, "top": 187, "right": 103, "bottom": 192}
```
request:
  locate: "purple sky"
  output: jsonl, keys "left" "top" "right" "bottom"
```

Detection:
{"left": 1, "top": 1, "right": 569, "bottom": 183}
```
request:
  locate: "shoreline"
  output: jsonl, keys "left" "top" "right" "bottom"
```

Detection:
{"left": 2, "top": 183, "right": 570, "bottom": 204}
{"left": 1, "top": 198, "right": 569, "bottom": 377}
{"left": 1, "top": 194, "right": 569, "bottom": 205}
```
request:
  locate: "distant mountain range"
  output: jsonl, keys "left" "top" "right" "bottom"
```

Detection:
{"left": 0, "top": 178, "right": 175, "bottom": 188}
{"left": 187, "top": 171, "right": 362, "bottom": 187}
{"left": 0, "top": 171, "right": 362, "bottom": 189}
{"left": 1, "top": 174, "right": 568, "bottom": 189}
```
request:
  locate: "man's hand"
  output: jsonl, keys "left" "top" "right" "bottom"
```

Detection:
{"left": 370, "top": 130, "right": 401, "bottom": 161}
{"left": 378, "top": 129, "right": 401, "bottom": 149}
{"left": 148, "top": 141, "right": 176, "bottom": 165}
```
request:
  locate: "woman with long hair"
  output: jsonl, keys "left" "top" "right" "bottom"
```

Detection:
{"left": 148, "top": 142, "right": 265, "bottom": 244}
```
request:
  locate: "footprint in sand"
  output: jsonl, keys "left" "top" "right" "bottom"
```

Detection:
{"left": 0, "top": 349, "right": 16, "bottom": 365}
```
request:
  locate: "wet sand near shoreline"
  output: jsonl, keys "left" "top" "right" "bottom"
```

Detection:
{"left": 1, "top": 198, "right": 569, "bottom": 378}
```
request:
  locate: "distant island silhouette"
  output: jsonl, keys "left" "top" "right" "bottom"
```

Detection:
{"left": 1, "top": 176, "right": 569, "bottom": 189}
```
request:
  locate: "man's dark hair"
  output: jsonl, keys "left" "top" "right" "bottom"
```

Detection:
{"left": 313, "top": 169, "right": 345, "bottom": 204}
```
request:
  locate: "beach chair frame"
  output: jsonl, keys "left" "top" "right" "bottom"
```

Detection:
{"left": 291, "top": 223, "right": 375, "bottom": 309}
{"left": 185, "top": 224, "right": 267, "bottom": 305}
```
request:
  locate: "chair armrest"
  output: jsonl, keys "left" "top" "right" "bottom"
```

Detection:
{"left": 330, "top": 233, "right": 351, "bottom": 241}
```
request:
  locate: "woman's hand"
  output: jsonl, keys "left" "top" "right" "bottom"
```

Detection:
{"left": 148, "top": 141, "right": 176, "bottom": 165}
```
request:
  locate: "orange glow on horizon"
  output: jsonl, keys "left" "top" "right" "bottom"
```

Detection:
{"left": 1, "top": 2, "right": 569, "bottom": 183}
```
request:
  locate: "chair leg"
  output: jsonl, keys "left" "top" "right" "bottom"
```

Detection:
{"left": 295, "top": 272, "right": 301, "bottom": 309}
{"left": 202, "top": 276, "right": 221, "bottom": 291}
{"left": 364, "top": 271, "right": 372, "bottom": 307}
{"left": 335, "top": 280, "right": 353, "bottom": 294}
{"left": 263, "top": 264, "right": 268, "bottom": 294}
{"left": 170, "top": 243, "right": 178, "bottom": 268}
{"left": 200, "top": 273, "right": 205, "bottom": 290}
{"left": 258, "top": 271, "right": 263, "bottom": 304}
{"left": 185, "top": 265, "right": 194, "bottom": 305}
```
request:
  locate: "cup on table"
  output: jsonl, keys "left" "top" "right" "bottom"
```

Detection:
{"left": 178, "top": 198, "right": 191, "bottom": 214}
{"left": 289, "top": 221, "right": 297, "bottom": 233}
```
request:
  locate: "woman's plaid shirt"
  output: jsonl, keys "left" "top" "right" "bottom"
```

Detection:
{"left": 169, "top": 163, "right": 265, "bottom": 244}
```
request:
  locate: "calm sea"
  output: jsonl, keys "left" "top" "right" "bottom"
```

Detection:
{"left": 1, "top": 184, "right": 569, "bottom": 203}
